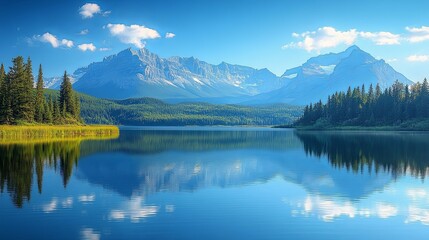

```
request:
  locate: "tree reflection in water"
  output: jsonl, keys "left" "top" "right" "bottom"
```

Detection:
{"left": 0, "top": 141, "right": 80, "bottom": 207}
{"left": 295, "top": 131, "right": 429, "bottom": 179}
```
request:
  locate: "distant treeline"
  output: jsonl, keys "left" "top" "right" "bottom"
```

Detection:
{"left": 295, "top": 79, "right": 429, "bottom": 128}
{"left": 0, "top": 56, "right": 81, "bottom": 125}
{"left": 77, "top": 93, "right": 303, "bottom": 126}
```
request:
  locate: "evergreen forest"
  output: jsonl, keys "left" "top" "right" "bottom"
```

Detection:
{"left": 0, "top": 56, "right": 81, "bottom": 125}
{"left": 295, "top": 79, "right": 429, "bottom": 129}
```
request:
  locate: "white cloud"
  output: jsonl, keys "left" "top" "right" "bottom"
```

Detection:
{"left": 102, "top": 10, "right": 111, "bottom": 17}
{"left": 283, "top": 27, "right": 402, "bottom": 51}
{"left": 406, "top": 26, "right": 429, "bottom": 43}
{"left": 61, "top": 197, "right": 73, "bottom": 208}
{"left": 81, "top": 228, "right": 100, "bottom": 240}
{"left": 376, "top": 203, "right": 398, "bottom": 218}
{"left": 165, "top": 32, "right": 176, "bottom": 38}
{"left": 282, "top": 27, "right": 358, "bottom": 52}
{"left": 36, "top": 32, "right": 74, "bottom": 48}
{"left": 407, "top": 206, "right": 429, "bottom": 225}
{"left": 407, "top": 189, "right": 428, "bottom": 200}
{"left": 407, "top": 55, "right": 429, "bottom": 62}
{"left": 79, "top": 3, "right": 101, "bottom": 18}
{"left": 99, "top": 47, "right": 111, "bottom": 51}
{"left": 61, "top": 39, "right": 74, "bottom": 48}
{"left": 78, "top": 194, "right": 96, "bottom": 202}
{"left": 106, "top": 23, "right": 160, "bottom": 48}
{"left": 42, "top": 198, "right": 58, "bottom": 213}
{"left": 78, "top": 43, "right": 96, "bottom": 52}
{"left": 80, "top": 29, "right": 89, "bottom": 35}
{"left": 386, "top": 58, "right": 398, "bottom": 63}
{"left": 360, "top": 31, "right": 400, "bottom": 45}
{"left": 109, "top": 196, "right": 158, "bottom": 223}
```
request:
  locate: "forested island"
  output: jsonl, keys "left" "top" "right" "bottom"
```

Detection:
{"left": 294, "top": 80, "right": 429, "bottom": 130}
{"left": 0, "top": 56, "right": 118, "bottom": 141}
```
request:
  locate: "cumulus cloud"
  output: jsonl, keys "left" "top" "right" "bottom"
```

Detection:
{"left": 61, "top": 39, "right": 74, "bottom": 48}
{"left": 283, "top": 26, "right": 402, "bottom": 52}
{"left": 407, "top": 55, "right": 429, "bottom": 62}
{"left": 78, "top": 43, "right": 96, "bottom": 52}
{"left": 36, "top": 32, "right": 74, "bottom": 48}
{"left": 360, "top": 31, "right": 400, "bottom": 45}
{"left": 406, "top": 26, "right": 429, "bottom": 43}
{"left": 282, "top": 27, "right": 358, "bottom": 52}
{"left": 80, "top": 29, "right": 89, "bottom": 35}
{"left": 165, "top": 32, "right": 176, "bottom": 38}
{"left": 106, "top": 23, "right": 160, "bottom": 48}
{"left": 79, "top": 3, "right": 101, "bottom": 18}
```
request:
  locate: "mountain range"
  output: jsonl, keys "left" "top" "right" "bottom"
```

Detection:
{"left": 45, "top": 45, "right": 412, "bottom": 105}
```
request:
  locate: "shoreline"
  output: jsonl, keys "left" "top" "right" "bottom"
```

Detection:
{"left": 278, "top": 126, "right": 429, "bottom": 131}
{"left": 0, "top": 125, "right": 120, "bottom": 143}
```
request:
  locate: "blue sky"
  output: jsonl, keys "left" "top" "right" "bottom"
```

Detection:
{"left": 1, "top": 0, "right": 429, "bottom": 82}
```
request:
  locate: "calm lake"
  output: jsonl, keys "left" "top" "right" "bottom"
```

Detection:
{"left": 1, "top": 127, "right": 429, "bottom": 239}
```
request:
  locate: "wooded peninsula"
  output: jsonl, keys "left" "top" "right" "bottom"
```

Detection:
{"left": 0, "top": 56, "right": 118, "bottom": 141}
{"left": 294, "top": 80, "right": 429, "bottom": 130}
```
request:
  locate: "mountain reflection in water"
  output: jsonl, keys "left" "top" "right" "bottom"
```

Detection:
{"left": 2, "top": 129, "right": 429, "bottom": 208}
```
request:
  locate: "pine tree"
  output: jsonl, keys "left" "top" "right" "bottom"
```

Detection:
{"left": 46, "top": 95, "right": 54, "bottom": 123}
{"left": 8, "top": 56, "right": 27, "bottom": 123}
{"left": 0, "top": 73, "right": 12, "bottom": 124}
{"left": 74, "top": 93, "right": 81, "bottom": 121}
{"left": 23, "top": 57, "right": 35, "bottom": 121}
{"left": 0, "top": 64, "right": 4, "bottom": 93}
{"left": 35, "top": 64, "right": 45, "bottom": 122}
{"left": 53, "top": 98, "right": 61, "bottom": 122}
{"left": 59, "top": 71, "right": 75, "bottom": 117}
{"left": 0, "top": 64, "right": 7, "bottom": 123}
{"left": 375, "top": 84, "right": 382, "bottom": 99}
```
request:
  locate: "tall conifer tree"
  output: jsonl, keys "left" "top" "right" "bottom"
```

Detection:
{"left": 35, "top": 64, "right": 45, "bottom": 122}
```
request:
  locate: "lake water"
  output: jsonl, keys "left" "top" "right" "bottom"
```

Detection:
{"left": 1, "top": 127, "right": 429, "bottom": 239}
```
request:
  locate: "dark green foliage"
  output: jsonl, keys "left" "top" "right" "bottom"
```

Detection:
{"left": 75, "top": 93, "right": 303, "bottom": 126}
{"left": 41, "top": 89, "right": 301, "bottom": 126}
{"left": 0, "top": 64, "right": 10, "bottom": 123}
{"left": 296, "top": 80, "right": 429, "bottom": 128}
{"left": 0, "top": 66, "right": 12, "bottom": 124}
{"left": 0, "top": 141, "right": 80, "bottom": 207}
{"left": 0, "top": 56, "right": 81, "bottom": 125}
{"left": 296, "top": 131, "right": 429, "bottom": 178}
{"left": 8, "top": 57, "right": 28, "bottom": 122}
{"left": 0, "top": 64, "right": 4, "bottom": 91}
{"left": 59, "top": 71, "right": 77, "bottom": 118}
{"left": 35, "top": 64, "right": 45, "bottom": 122}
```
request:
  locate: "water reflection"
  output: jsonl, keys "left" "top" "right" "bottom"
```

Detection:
{"left": 2, "top": 128, "right": 429, "bottom": 239}
{"left": 2, "top": 129, "right": 429, "bottom": 208}
{"left": 295, "top": 131, "right": 429, "bottom": 178}
{"left": 0, "top": 141, "right": 80, "bottom": 207}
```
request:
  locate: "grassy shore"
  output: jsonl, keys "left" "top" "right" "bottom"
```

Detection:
{"left": 0, "top": 125, "right": 119, "bottom": 144}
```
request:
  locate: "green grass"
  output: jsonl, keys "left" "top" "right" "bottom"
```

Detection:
{"left": 0, "top": 125, "right": 119, "bottom": 144}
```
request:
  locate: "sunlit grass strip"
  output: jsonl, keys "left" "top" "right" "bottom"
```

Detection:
{"left": 0, "top": 125, "right": 119, "bottom": 144}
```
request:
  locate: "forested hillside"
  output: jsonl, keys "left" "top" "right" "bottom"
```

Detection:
{"left": 75, "top": 92, "right": 302, "bottom": 126}
{"left": 295, "top": 79, "right": 429, "bottom": 129}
